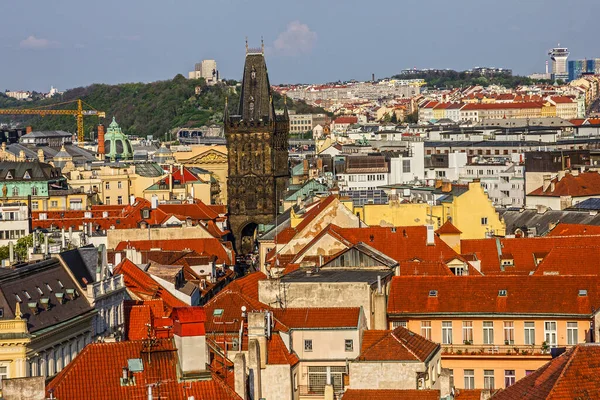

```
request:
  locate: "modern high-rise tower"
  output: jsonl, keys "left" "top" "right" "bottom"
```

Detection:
{"left": 548, "top": 45, "right": 570, "bottom": 81}
{"left": 225, "top": 43, "right": 289, "bottom": 253}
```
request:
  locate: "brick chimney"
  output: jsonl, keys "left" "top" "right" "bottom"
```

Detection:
{"left": 172, "top": 307, "right": 208, "bottom": 375}
{"left": 97, "top": 124, "right": 105, "bottom": 157}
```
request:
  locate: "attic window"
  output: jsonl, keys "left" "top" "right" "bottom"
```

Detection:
{"left": 498, "top": 289, "right": 507, "bottom": 297}
{"left": 5, "top": 171, "right": 12, "bottom": 180}
{"left": 23, "top": 171, "right": 31, "bottom": 179}
{"left": 579, "top": 289, "right": 588, "bottom": 297}
{"left": 429, "top": 290, "right": 438, "bottom": 297}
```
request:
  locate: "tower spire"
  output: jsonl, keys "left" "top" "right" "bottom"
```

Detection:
{"left": 261, "top": 36, "right": 264, "bottom": 54}
{"left": 245, "top": 37, "right": 249, "bottom": 54}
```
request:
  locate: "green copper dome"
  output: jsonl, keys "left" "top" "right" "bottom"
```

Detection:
{"left": 104, "top": 117, "right": 133, "bottom": 161}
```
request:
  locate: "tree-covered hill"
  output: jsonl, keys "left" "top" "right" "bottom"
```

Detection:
{"left": 392, "top": 70, "right": 552, "bottom": 89}
{"left": 0, "top": 75, "right": 326, "bottom": 139}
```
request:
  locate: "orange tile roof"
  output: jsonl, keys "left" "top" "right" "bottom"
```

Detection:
{"left": 492, "top": 344, "right": 600, "bottom": 400}
{"left": 115, "top": 238, "right": 233, "bottom": 264}
{"left": 46, "top": 339, "right": 241, "bottom": 400}
{"left": 462, "top": 102, "right": 544, "bottom": 110}
{"left": 547, "top": 223, "right": 600, "bottom": 236}
{"left": 358, "top": 326, "right": 439, "bottom": 362}
{"left": 388, "top": 275, "right": 600, "bottom": 316}
{"left": 550, "top": 96, "right": 575, "bottom": 104}
{"left": 435, "top": 220, "right": 462, "bottom": 235}
{"left": 267, "top": 333, "right": 299, "bottom": 366}
{"left": 123, "top": 303, "right": 153, "bottom": 340}
{"left": 272, "top": 308, "right": 361, "bottom": 329}
{"left": 455, "top": 389, "right": 487, "bottom": 399}
{"left": 528, "top": 172, "right": 600, "bottom": 197}
{"left": 341, "top": 389, "right": 440, "bottom": 400}
{"left": 532, "top": 246, "right": 600, "bottom": 275}
{"left": 461, "top": 236, "right": 600, "bottom": 275}
{"left": 114, "top": 259, "right": 188, "bottom": 312}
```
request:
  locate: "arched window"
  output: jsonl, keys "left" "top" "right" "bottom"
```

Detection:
{"left": 12, "top": 187, "right": 19, "bottom": 196}
{"left": 31, "top": 186, "right": 38, "bottom": 196}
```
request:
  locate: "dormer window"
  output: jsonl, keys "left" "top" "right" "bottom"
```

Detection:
{"left": 23, "top": 170, "right": 31, "bottom": 179}
{"left": 5, "top": 171, "right": 12, "bottom": 180}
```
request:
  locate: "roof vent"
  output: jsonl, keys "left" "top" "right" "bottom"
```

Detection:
{"left": 579, "top": 289, "right": 588, "bottom": 297}
{"left": 428, "top": 290, "right": 438, "bottom": 297}
{"left": 498, "top": 289, "right": 507, "bottom": 297}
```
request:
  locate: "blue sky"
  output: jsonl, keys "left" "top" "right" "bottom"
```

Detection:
{"left": 2, "top": 0, "right": 599, "bottom": 91}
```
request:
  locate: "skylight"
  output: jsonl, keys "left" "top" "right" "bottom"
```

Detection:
{"left": 428, "top": 290, "right": 438, "bottom": 297}
{"left": 498, "top": 289, "right": 507, "bottom": 297}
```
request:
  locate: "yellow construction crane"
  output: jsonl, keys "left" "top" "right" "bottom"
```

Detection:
{"left": 0, "top": 99, "right": 106, "bottom": 143}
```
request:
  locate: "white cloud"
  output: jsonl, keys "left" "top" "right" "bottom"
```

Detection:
{"left": 19, "top": 35, "right": 59, "bottom": 49}
{"left": 273, "top": 21, "right": 317, "bottom": 55}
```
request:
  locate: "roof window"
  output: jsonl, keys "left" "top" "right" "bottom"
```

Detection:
{"left": 579, "top": 289, "right": 588, "bottom": 297}
{"left": 429, "top": 290, "right": 438, "bottom": 297}
{"left": 498, "top": 289, "right": 507, "bottom": 297}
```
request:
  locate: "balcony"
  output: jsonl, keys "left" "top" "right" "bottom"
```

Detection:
{"left": 440, "top": 343, "right": 565, "bottom": 357}
{"left": 91, "top": 275, "right": 125, "bottom": 299}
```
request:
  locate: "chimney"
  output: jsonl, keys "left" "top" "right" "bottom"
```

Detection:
{"left": 151, "top": 194, "right": 159, "bottom": 209}
{"left": 373, "top": 275, "right": 387, "bottom": 330}
{"left": 248, "top": 339, "right": 262, "bottom": 400}
{"left": 442, "top": 181, "right": 452, "bottom": 193}
{"left": 248, "top": 311, "right": 269, "bottom": 369}
{"left": 172, "top": 307, "right": 208, "bottom": 375}
{"left": 97, "top": 124, "right": 105, "bottom": 157}
{"left": 542, "top": 175, "right": 552, "bottom": 192}
{"left": 303, "top": 159, "right": 309, "bottom": 174}
{"left": 114, "top": 252, "right": 122, "bottom": 266}
{"left": 26, "top": 126, "right": 32, "bottom": 134}
{"left": 317, "top": 157, "right": 323, "bottom": 171}
{"left": 435, "top": 179, "right": 443, "bottom": 189}
{"left": 234, "top": 353, "right": 248, "bottom": 400}
{"left": 426, "top": 225, "right": 435, "bottom": 246}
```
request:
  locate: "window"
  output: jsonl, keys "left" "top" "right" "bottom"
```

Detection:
{"left": 31, "top": 187, "right": 38, "bottom": 195}
{"left": 464, "top": 370, "right": 474, "bottom": 389}
{"left": 567, "top": 322, "right": 578, "bottom": 345}
{"left": 402, "top": 159, "right": 411, "bottom": 173}
{"left": 421, "top": 321, "right": 432, "bottom": 340}
{"left": 483, "top": 321, "right": 494, "bottom": 344}
{"left": 505, "top": 370, "right": 516, "bottom": 387}
{"left": 503, "top": 321, "right": 514, "bottom": 345}
{"left": 524, "top": 322, "right": 535, "bottom": 345}
{"left": 31, "top": 201, "right": 38, "bottom": 211}
{"left": 0, "top": 365, "right": 7, "bottom": 381}
{"left": 50, "top": 200, "right": 58, "bottom": 208}
{"left": 449, "top": 369, "right": 454, "bottom": 388}
{"left": 304, "top": 339, "right": 313, "bottom": 352}
{"left": 12, "top": 187, "right": 18, "bottom": 196}
{"left": 484, "top": 370, "right": 495, "bottom": 390}
{"left": 105, "top": 182, "right": 110, "bottom": 190}
{"left": 462, "top": 321, "right": 473, "bottom": 343}
{"left": 481, "top": 217, "right": 488, "bottom": 225}
{"left": 545, "top": 321, "right": 557, "bottom": 347}
{"left": 442, "top": 321, "right": 453, "bottom": 344}
{"left": 117, "top": 196, "right": 123, "bottom": 205}
{"left": 105, "top": 197, "right": 110, "bottom": 205}
{"left": 392, "top": 321, "right": 407, "bottom": 328}
{"left": 345, "top": 339, "right": 353, "bottom": 352}
{"left": 117, "top": 181, "right": 122, "bottom": 189}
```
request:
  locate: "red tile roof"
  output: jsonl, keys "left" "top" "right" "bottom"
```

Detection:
{"left": 46, "top": 339, "right": 241, "bottom": 400}
{"left": 387, "top": 275, "right": 600, "bottom": 316}
{"left": 333, "top": 116, "right": 358, "bottom": 125}
{"left": 532, "top": 246, "right": 600, "bottom": 276}
{"left": 455, "top": 389, "right": 487, "bottom": 399}
{"left": 123, "top": 302, "right": 153, "bottom": 340}
{"left": 115, "top": 238, "right": 233, "bottom": 264}
{"left": 549, "top": 96, "right": 575, "bottom": 104}
{"left": 461, "top": 236, "right": 600, "bottom": 275}
{"left": 114, "top": 259, "right": 187, "bottom": 313}
{"left": 546, "top": 223, "right": 600, "bottom": 236}
{"left": 358, "top": 326, "right": 439, "bottom": 362}
{"left": 462, "top": 102, "right": 544, "bottom": 110}
{"left": 272, "top": 308, "right": 361, "bottom": 329}
{"left": 436, "top": 220, "right": 462, "bottom": 235}
{"left": 267, "top": 333, "right": 299, "bottom": 366}
{"left": 492, "top": 344, "right": 600, "bottom": 400}
{"left": 528, "top": 172, "right": 600, "bottom": 197}
{"left": 342, "top": 389, "right": 440, "bottom": 400}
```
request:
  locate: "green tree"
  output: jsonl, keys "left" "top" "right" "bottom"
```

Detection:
{"left": 405, "top": 111, "right": 419, "bottom": 124}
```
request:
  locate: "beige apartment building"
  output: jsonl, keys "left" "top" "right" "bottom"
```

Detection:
{"left": 387, "top": 275, "right": 600, "bottom": 391}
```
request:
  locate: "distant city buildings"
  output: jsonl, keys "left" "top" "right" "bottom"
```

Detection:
{"left": 549, "top": 45, "right": 570, "bottom": 81}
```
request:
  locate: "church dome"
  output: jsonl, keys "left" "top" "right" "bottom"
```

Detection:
{"left": 153, "top": 143, "right": 175, "bottom": 164}
{"left": 104, "top": 117, "right": 133, "bottom": 161}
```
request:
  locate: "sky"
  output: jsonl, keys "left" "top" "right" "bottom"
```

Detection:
{"left": 1, "top": 0, "right": 600, "bottom": 91}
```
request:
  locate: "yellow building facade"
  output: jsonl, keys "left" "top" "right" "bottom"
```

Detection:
{"left": 350, "top": 181, "right": 505, "bottom": 239}
{"left": 0, "top": 313, "right": 30, "bottom": 381}
{"left": 172, "top": 145, "right": 228, "bottom": 204}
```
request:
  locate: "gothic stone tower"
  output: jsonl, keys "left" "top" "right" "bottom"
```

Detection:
{"left": 225, "top": 46, "right": 289, "bottom": 253}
